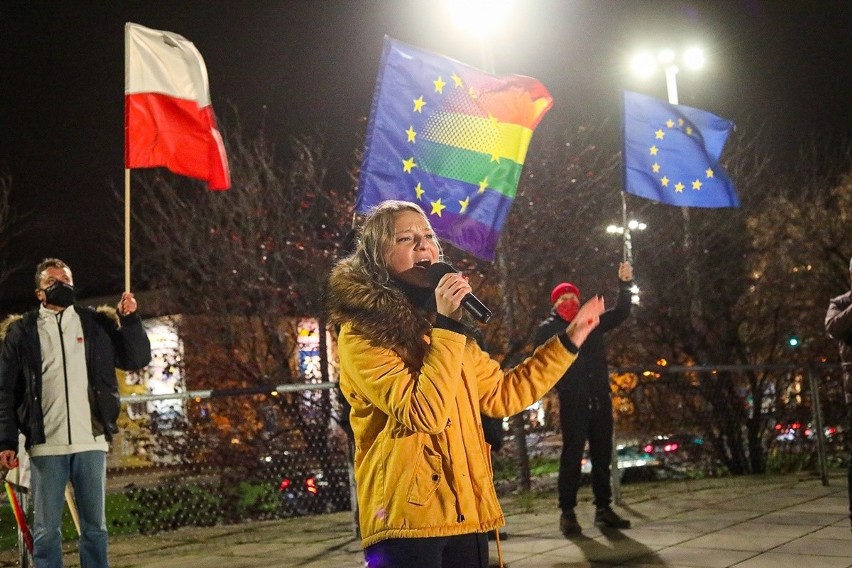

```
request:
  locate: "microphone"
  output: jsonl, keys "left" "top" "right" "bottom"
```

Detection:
{"left": 426, "top": 262, "right": 493, "bottom": 324}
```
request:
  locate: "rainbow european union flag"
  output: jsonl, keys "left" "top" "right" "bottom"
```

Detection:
{"left": 357, "top": 36, "right": 553, "bottom": 260}
{"left": 623, "top": 90, "right": 739, "bottom": 208}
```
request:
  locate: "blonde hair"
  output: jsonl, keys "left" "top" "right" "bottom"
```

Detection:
{"left": 349, "top": 200, "right": 442, "bottom": 285}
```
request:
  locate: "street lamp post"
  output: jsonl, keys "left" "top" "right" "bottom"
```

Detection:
{"left": 629, "top": 48, "right": 713, "bottom": 453}
{"left": 445, "top": 0, "right": 537, "bottom": 494}
{"left": 631, "top": 46, "right": 705, "bottom": 105}
{"left": 630, "top": 47, "right": 706, "bottom": 301}
{"left": 606, "top": 219, "right": 647, "bottom": 266}
{"left": 606, "top": 220, "right": 645, "bottom": 305}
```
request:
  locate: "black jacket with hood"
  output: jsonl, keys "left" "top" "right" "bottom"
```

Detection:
{"left": 534, "top": 278, "right": 632, "bottom": 401}
{"left": 0, "top": 305, "right": 151, "bottom": 452}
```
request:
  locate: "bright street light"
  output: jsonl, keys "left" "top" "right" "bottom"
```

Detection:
{"left": 630, "top": 47, "right": 705, "bottom": 104}
{"left": 607, "top": 220, "right": 646, "bottom": 303}
{"left": 606, "top": 219, "right": 647, "bottom": 270}
{"left": 683, "top": 47, "right": 705, "bottom": 70}
{"left": 629, "top": 284, "right": 641, "bottom": 305}
{"left": 445, "top": 0, "right": 515, "bottom": 38}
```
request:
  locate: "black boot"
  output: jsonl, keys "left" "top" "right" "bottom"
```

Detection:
{"left": 594, "top": 506, "right": 631, "bottom": 529}
{"left": 560, "top": 510, "right": 581, "bottom": 536}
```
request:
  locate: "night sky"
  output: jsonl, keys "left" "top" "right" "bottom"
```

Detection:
{"left": 1, "top": 0, "right": 850, "bottom": 305}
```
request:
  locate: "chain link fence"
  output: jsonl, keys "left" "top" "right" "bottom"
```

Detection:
{"left": 493, "top": 362, "right": 847, "bottom": 498}
{"left": 0, "top": 362, "right": 847, "bottom": 559}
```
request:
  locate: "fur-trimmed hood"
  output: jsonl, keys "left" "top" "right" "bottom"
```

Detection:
{"left": 0, "top": 314, "right": 22, "bottom": 342}
{"left": 326, "top": 258, "right": 432, "bottom": 359}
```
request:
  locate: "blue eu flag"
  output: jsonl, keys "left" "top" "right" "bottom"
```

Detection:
{"left": 623, "top": 91, "right": 738, "bottom": 208}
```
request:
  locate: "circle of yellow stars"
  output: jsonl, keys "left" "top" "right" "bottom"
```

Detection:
{"left": 648, "top": 117, "right": 717, "bottom": 194}
{"left": 400, "top": 72, "right": 493, "bottom": 218}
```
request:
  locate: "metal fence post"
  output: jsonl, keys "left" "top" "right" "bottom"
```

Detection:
{"left": 807, "top": 366, "right": 830, "bottom": 486}
{"left": 611, "top": 434, "right": 623, "bottom": 505}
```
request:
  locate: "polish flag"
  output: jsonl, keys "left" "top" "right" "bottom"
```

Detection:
{"left": 125, "top": 22, "right": 230, "bottom": 190}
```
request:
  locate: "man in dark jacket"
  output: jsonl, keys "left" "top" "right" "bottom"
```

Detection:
{"left": 824, "top": 256, "right": 852, "bottom": 531}
{"left": 0, "top": 258, "right": 151, "bottom": 568}
{"left": 534, "top": 262, "right": 632, "bottom": 536}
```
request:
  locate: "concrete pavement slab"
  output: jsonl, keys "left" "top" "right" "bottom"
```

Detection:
{"left": 0, "top": 473, "right": 847, "bottom": 567}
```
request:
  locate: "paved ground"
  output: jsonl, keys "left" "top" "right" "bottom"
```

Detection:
{"left": 2, "top": 472, "right": 849, "bottom": 567}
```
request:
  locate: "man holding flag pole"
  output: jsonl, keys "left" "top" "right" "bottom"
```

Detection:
{"left": 0, "top": 23, "right": 230, "bottom": 568}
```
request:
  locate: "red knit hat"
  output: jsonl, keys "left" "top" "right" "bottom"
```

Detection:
{"left": 551, "top": 282, "right": 580, "bottom": 304}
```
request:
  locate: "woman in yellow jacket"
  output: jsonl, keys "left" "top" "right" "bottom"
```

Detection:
{"left": 326, "top": 200, "right": 603, "bottom": 568}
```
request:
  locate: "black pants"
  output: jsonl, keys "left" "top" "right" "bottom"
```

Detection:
{"left": 364, "top": 533, "right": 488, "bottom": 568}
{"left": 558, "top": 391, "right": 613, "bottom": 512}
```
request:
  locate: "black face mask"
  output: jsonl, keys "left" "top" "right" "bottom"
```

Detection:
{"left": 42, "top": 282, "right": 75, "bottom": 308}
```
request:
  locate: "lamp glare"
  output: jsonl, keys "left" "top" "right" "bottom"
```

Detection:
{"left": 630, "top": 52, "right": 657, "bottom": 78}
{"left": 683, "top": 47, "right": 705, "bottom": 69}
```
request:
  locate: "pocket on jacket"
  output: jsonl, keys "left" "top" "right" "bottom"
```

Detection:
{"left": 406, "top": 444, "right": 442, "bottom": 506}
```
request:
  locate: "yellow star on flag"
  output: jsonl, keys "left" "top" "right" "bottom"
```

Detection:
{"left": 459, "top": 196, "right": 470, "bottom": 214}
{"left": 675, "top": 182, "right": 685, "bottom": 193}
{"left": 655, "top": 129, "right": 665, "bottom": 140}
{"left": 433, "top": 76, "right": 446, "bottom": 94}
{"left": 430, "top": 198, "right": 446, "bottom": 217}
{"left": 692, "top": 179, "right": 702, "bottom": 190}
{"left": 652, "top": 162, "right": 661, "bottom": 173}
{"left": 666, "top": 119, "right": 675, "bottom": 128}
{"left": 649, "top": 145, "right": 659, "bottom": 156}
{"left": 413, "top": 96, "right": 426, "bottom": 112}
{"left": 477, "top": 178, "right": 489, "bottom": 193}
{"left": 705, "top": 168, "right": 714, "bottom": 178}
{"left": 402, "top": 157, "right": 417, "bottom": 173}
{"left": 451, "top": 72, "right": 463, "bottom": 87}
{"left": 414, "top": 182, "right": 425, "bottom": 200}
{"left": 406, "top": 126, "right": 417, "bottom": 143}
{"left": 661, "top": 176, "right": 670, "bottom": 187}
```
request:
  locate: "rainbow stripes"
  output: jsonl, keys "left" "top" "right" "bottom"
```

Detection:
{"left": 357, "top": 37, "right": 552, "bottom": 260}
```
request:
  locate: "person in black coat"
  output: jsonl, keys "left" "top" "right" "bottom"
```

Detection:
{"left": 0, "top": 258, "right": 151, "bottom": 568}
{"left": 534, "top": 262, "right": 633, "bottom": 536}
{"left": 824, "top": 256, "right": 852, "bottom": 531}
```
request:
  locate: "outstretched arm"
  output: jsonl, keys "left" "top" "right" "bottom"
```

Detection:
{"left": 598, "top": 262, "right": 633, "bottom": 333}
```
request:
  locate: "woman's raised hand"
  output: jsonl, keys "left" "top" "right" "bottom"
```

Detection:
{"left": 566, "top": 295, "right": 605, "bottom": 348}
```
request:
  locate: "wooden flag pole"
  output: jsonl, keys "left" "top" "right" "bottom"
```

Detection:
{"left": 124, "top": 168, "right": 131, "bottom": 292}
{"left": 64, "top": 483, "right": 81, "bottom": 536}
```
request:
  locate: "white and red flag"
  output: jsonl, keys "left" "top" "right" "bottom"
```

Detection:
{"left": 124, "top": 22, "right": 230, "bottom": 190}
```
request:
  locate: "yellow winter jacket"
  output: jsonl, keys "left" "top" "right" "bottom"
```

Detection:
{"left": 338, "top": 323, "right": 576, "bottom": 548}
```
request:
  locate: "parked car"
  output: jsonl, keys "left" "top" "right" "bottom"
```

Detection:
{"left": 581, "top": 445, "right": 662, "bottom": 483}
{"left": 265, "top": 453, "right": 351, "bottom": 517}
{"left": 773, "top": 422, "right": 839, "bottom": 442}
{"left": 642, "top": 433, "right": 705, "bottom": 464}
{"left": 279, "top": 468, "right": 350, "bottom": 516}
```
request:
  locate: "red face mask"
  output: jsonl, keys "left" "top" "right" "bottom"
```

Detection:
{"left": 555, "top": 298, "right": 580, "bottom": 322}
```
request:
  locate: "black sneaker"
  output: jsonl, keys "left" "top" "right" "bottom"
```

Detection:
{"left": 560, "top": 511, "right": 581, "bottom": 536}
{"left": 594, "top": 506, "right": 631, "bottom": 529}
